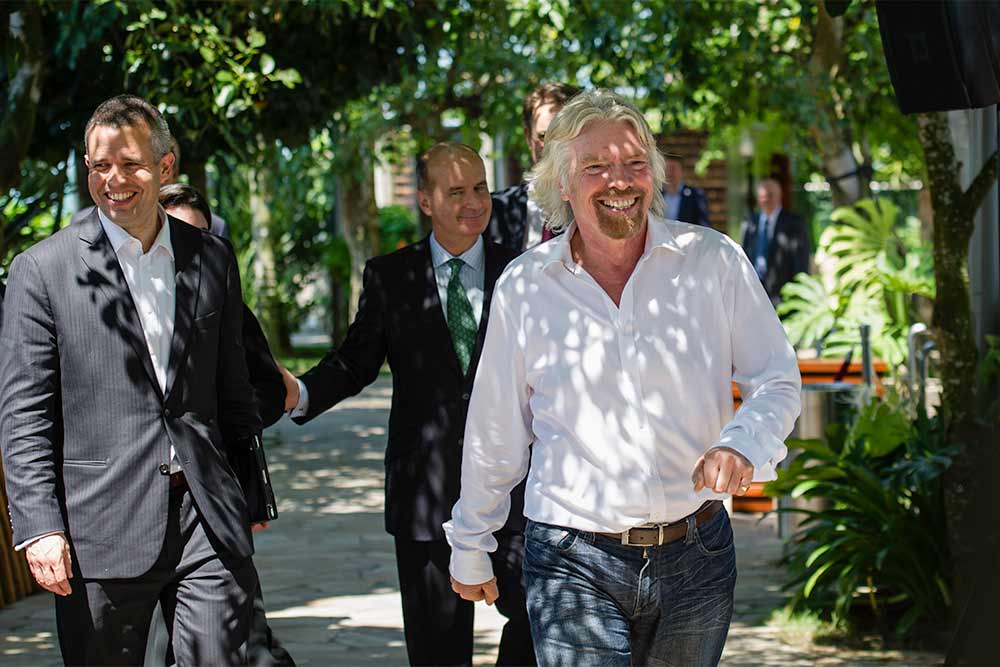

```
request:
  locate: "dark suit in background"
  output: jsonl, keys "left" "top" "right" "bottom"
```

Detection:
{"left": 740, "top": 208, "right": 812, "bottom": 304}
{"left": 487, "top": 182, "right": 530, "bottom": 252}
{"left": 672, "top": 184, "right": 710, "bottom": 227}
{"left": 0, "top": 211, "right": 261, "bottom": 664}
{"left": 293, "top": 237, "right": 533, "bottom": 666}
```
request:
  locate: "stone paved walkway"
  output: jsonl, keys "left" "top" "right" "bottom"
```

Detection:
{"left": 0, "top": 378, "right": 944, "bottom": 665}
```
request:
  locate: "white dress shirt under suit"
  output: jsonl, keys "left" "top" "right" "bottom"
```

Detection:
{"left": 445, "top": 215, "right": 802, "bottom": 585}
{"left": 291, "top": 232, "right": 486, "bottom": 416}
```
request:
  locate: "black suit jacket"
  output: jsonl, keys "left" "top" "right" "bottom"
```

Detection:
{"left": 242, "top": 305, "right": 285, "bottom": 429}
{"left": 675, "top": 184, "right": 710, "bottom": 227}
{"left": 487, "top": 182, "right": 530, "bottom": 252}
{"left": 294, "top": 237, "right": 524, "bottom": 541}
{"left": 740, "top": 208, "right": 812, "bottom": 302}
{"left": 0, "top": 210, "right": 261, "bottom": 578}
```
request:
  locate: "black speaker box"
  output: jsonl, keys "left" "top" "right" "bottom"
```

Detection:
{"left": 876, "top": 1, "right": 1000, "bottom": 113}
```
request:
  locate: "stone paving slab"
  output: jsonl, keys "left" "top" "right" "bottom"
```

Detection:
{"left": 0, "top": 378, "right": 944, "bottom": 666}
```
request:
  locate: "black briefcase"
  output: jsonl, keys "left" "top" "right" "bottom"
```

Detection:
{"left": 230, "top": 433, "right": 278, "bottom": 523}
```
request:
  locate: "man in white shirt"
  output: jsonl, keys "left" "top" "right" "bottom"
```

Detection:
{"left": 445, "top": 91, "right": 801, "bottom": 666}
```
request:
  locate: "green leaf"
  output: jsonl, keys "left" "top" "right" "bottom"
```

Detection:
{"left": 248, "top": 28, "right": 266, "bottom": 49}
{"left": 804, "top": 561, "right": 835, "bottom": 598}
{"left": 214, "top": 84, "right": 235, "bottom": 109}
{"left": 260, "top": 53, "right": 276, "bottom": 75}
{"left": 791, "top": 480, "right": 824, "bottom": 498}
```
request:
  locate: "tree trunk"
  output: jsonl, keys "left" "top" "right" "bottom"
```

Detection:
{"left": 916, "top": 110, "right": 999, "bottom": 620}
{"left": 336, "top": 152, "right": 381, "bottom": 323}
{"left": 806, "top": 2, "right": 871, "bottom": 207}
{"left": 248, "top": 139, "right": 291, "bottom": 355}
{"left": 0, "top": 5, "right": 45, "bottom": 193}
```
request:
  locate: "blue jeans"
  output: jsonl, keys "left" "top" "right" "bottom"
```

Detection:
{"left": 522, "top": 508, "right": 737, "bottom": 667}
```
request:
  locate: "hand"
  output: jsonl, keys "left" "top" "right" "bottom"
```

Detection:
{"left": 25, "top": 533, "right": 73, "bottom": 596}
{"left": 279, "top": 365, "right": 300, "bottom": 413}
{"left": 251, "top": 522, "right": 270, "bottom": 534}
{"left": 691, "top": 447, "right": 754, "bottom": 495}
{"left": 451, "top": 576, "right": 499, "bottom": 605}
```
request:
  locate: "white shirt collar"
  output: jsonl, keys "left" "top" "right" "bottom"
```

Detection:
{"left": 429, "top": 232, "right": 485, "bottom": 272}
{"left": 542, "top": 212, "right": 687, "bottom": 272}
{"left": 98, "top": 206, "right": 174, "bottom": 260}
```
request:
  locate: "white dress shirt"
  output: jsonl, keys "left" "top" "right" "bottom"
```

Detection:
{"left": 17, "top": 208, "right": 177, "bottom": 551}
{"left": 291, "top": 232, "right": 486, "bottom": 416}
{"left": 444, "top": 214, "right": 801, "bottom": 585}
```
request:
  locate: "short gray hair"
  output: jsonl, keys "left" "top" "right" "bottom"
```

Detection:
{"left": 528, "top": 90, "right": 666, "bottom": 232}
{"left": 84, "top": 95, "right": 173, "bottom": 159}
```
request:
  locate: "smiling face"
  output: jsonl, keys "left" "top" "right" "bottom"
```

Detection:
{"left": 561, "top": 119, "right": 653, "bottom": 241}
{"left": 86, "top": 121, "right": 173, "bottom": 233}
{"left": 418, "top": 148, "right": 491, "bottom": 255}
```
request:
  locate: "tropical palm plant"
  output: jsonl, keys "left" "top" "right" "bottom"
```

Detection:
{"left": 766, "top": 394, "right": 956, "bottom": 637}
{"left": 778, "top": 198, "right": 933, "bottom": 370}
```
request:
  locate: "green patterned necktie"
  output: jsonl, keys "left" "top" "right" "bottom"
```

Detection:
{"left": 446, "top": 258, "right": 477, "bottom": 374}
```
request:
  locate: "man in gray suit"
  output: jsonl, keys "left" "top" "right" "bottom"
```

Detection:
{"left": 0, "top": 95, "right": 261, "bottom": 665}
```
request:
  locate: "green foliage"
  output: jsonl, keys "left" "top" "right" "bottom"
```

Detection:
{"left": 766, "top": 394, "right": 957, "bottom": 637}
{"left": 778, "top": 198, "right": 933, "bottom": 369}
{"left": 378, "top": 205, "right": 420, "bottom": 255}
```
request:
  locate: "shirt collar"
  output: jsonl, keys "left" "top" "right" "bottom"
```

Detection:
{"left": 98, "top": 206, "right": 173, "bottom": 260}
{"left": 429, "top": 232, "right": 485, "bottom": 272}
{"left": 761, "top": 206, "right": 782, "bottom": 223}
{"left": 542, "top": 211, "right": 686, "bottom": 272}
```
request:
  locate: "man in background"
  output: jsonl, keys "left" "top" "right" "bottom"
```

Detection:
{"left": 662, "top": 157, "right": 710, "bottom": 227}
{"left": 159, "top": 182, "right": 292, "bottom": 666}
{"left": 740, "top": 177, "right": 811, "bottom": 305}
{"left": 488, "top": 82, "right": 581, "bottom": 252}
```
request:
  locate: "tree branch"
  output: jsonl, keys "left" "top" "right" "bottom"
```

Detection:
{"left": 961, "top": 149, "right": 999, "bottom": 220}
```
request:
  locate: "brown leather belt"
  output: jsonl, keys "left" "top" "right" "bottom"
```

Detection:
{"left": 598, "top": 500, "right": 724, "bottom": 547}
{"left": 168, "top": 471, "right": 187, "bottom": 490}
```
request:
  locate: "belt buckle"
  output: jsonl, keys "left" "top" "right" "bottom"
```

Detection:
{"left": 620, "top": 524, "right": 665, "bottom": 547}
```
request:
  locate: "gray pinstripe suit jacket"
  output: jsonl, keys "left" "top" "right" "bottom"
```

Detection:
{"left": 0, "top": 210, "right": 261, "bottom": 578}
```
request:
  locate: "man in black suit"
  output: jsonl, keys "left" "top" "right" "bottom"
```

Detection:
{"left": 488, "top": 82, "right": 581, "bottom": 252}
{"left": 282, "top": 143, "right": 534, "bottom": 666}
{"left": 741, "top": 178, "right": 811, "bottom": 305}
{"left": 662, "top": 157, "right": 710, "bottom": 227}
{"left": 0, "top": 95, "right": 261, "bottom": 665}
{"left": 159, "top": 182, "right": 293, "bottom": 667}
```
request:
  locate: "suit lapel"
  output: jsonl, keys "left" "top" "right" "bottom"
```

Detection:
{"left": 164, "top": 218, "right": 202, "bottom": 401}
{"left": 77, "top": 212, "right": 163, "bottom": 400}
{"left": 417, "top": 239, "right": 465, "bottom": 379}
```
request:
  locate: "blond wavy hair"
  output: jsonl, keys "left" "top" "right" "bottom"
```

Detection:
{"left": 528, "top": 90, "right": 666, "bottom": 233}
